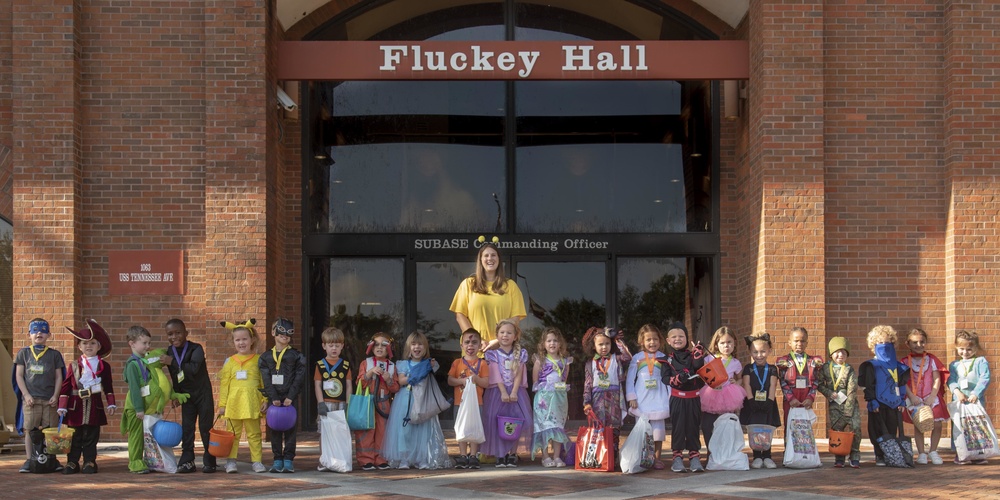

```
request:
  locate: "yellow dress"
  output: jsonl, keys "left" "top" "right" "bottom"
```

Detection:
{"left": 218, "top": 353, "right": 265, "bottom": 419}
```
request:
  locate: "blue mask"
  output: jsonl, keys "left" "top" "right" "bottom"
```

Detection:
{"left": 874, "top": 342, "right": 896, "bottom": 364}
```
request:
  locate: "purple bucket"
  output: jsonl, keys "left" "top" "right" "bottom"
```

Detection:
{"left": 266, "top": 405, "right": 298, "bottom": 432}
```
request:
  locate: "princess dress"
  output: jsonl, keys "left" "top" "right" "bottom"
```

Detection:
{"left": 531, "top": 356, "right": 572, "bottom": 460}
{"left": 481, "top": 347, "right": 534, "bottom": 457}
{"left": 382, "top": 359, "right": 452, "bottom": 469}
{"left": 699, "top": 354, "right": 746, "bottom": 414}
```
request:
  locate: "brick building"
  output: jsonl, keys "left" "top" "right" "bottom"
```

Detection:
{"left": 1, "top": 0, "right": 997, "bottom": 437}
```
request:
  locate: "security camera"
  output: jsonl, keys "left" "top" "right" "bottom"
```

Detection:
{"left": 276, "top": 86, "right": 297, "bottom": 112}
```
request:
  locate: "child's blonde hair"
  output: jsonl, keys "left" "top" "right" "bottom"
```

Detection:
{"left": 126, "top": 325, "right": 152, "bottom": 342}
{"left": 536, "top": 327, "right": 568, "bottom": 359}
{"left": 955, "top": 330, "right": 981, "bottom": 350}
{"left": 708, "top": 326, "right": 737, "bottom": 358}
{"left": 230, "top": 326, "right": 260, "bottom": 352}
{"left": 321, "top": 327, "right": 345, "bottom": 344}
{"left": 866, "top": 325, "right": 897, "bottom": 350}
{"left": 403, "top": 331, "right": 431, "bottom": 360}
{"left": 495, "top": 319, "right": 522, "bottom": 354}
{"left": 908, "top": 327, "right": 928, "bottom": 342}
{"left": 637, "top": 323, "right": 664, "bottom": 345}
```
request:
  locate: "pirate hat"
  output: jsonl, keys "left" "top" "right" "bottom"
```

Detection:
{"left": 66, "top": 318, "right": 112, "bottom": 358}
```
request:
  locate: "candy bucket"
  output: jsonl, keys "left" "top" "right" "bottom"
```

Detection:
{"left": 152, "top": 419, "right": 183, "bottom": 448}
{"left": 747, "top": 424, "right": 775, "bottom": 451}
{"left": 828, "top": 429, "right": 854, "bottom": 456}
{"left": 208, "top": 417, "right": 236, "bottom": 458}
{"left": 497, "top": 415, "right": 525, "bottom": 441}
{"left": 42, "top": 426, "right": 74, "bottom": 454}
{"left": 696, "top": 357, "right": 728, "bottom": 389}
{"left": 266, "top": 405, "right": 298, "bottom": 432}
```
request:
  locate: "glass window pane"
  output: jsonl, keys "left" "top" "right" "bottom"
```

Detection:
{"left": 0, "top": 218, "right": 10, "bottom": 356}
{"left": 309, "top": 258, "right": 404, "bottom": 382}
{"left": 617, "top": 257, "right": 714, "bottom": 345}
{"left": 515, "top": 261, "right": 605, "bottom": 421}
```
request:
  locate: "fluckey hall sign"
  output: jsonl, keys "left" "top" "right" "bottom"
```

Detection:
{"left": 277, "top": 41, "right": 749, "bottom": 81}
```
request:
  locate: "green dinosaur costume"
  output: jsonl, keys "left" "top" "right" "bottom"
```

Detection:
{"left": 144, "top": 348, "right": 190, "bottom": 414}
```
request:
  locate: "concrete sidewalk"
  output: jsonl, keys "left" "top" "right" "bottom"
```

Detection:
{"left": 1, "top": 431, "right": 997, "bottom": 499}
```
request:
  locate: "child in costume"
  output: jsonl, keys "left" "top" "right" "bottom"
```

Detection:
{"left": 57, "top": 319, "right": 116, "bottom": 474}
{"left": 447, "top": 328, "right": 488, "bottom": 469}
{"left": 775, "top": 326, "right": 824, "bottom": 424}
{"left": 383, "top": 331, "right": 452, "bottom": 469}
{"left": 14, "top": 318, "right": 65, "bottom": 474}
{"left": 739, "top": 333, "right": 781, "bottom": 469}
{"left": 699, "top": 326, "right": 745, "bottom": 449}
{"left": 626, "top": 323, "right": 670, "bottom": 470}
{"left": 858, "top": 325, "right": 910, "bottom": 467}
{"left": 482, "top": 320, "right": 533, "bottom": 468}
{"left": 816, "top": 336, "right": 862, "bottom": 468}
{"left": 121, "top": 325, "right": 154, "bottom": 474}
{"left": 161, "top": 318, "right": 217, "bottom": 473}
{"left": 354, "top": 331, "right": 399, "bottom": 471}
{"left": 216, "top": 319, "right": 267, "bottom": 474}
{"left": 259, "top": 318, "right": 307, "bottom": 473}
{"left": 315, "top": 327, "right": 352, "bottom": 472}
{"left": 660, "top": 322, "right": 707, "bottom": 473}
{"left": 531, "top": 327, "right": 572, "bottom": 467}
{"left": 947, "top": 330, "right": 991, "bottom": 465}
{"left": 900, "top": 327, "right": 949, "bottom": 465}
{"left": 582, "top": 327, "right": 632, "bottom": 466}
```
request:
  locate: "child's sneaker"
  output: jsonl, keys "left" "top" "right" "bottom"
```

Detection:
{"left": 362, "top": 462, "right": 376, "bottom": 471}
{"left": 81, "top": 462, "right": 97, "bottom": 474}
{"left": 269, "top": 461, "right": 284, "bottom": 473}
{"left": 252, "top": 461, "right": 267, "bottom": 473}
{"left": 202, "top": 464, "right": 217, "bottom": 473}
{"left": 554, "top": 457, "right": 566, "bottom": 468}
{"left": 468, "top": 455, "right": 481, "bottom": 469}
{"left": 875, "top": 458, "right": 886, "bottom": 467}
{"left": 916, "top": 453, "right": 928, "bottom": 464}
{"left": 19, "top": 460, "right": 30, "bottom": 473}
{"left": 225, "top": 459, "right": 238, "bottom": 473}
{"left": 689, "top": 457, "right": 704, "bottom": 472}
{"left": 283, "top": 459, "right": 295, "bottom": 473}
{"left": 63, "top": 462, "right": 79, "bottom": 475}
{"left": 954, "top": 457, "right": 969, "bottom": 465}
{"left": 849, "top": 459, "right": 860, "bottom": 468}
{"left": 398, "top": 461, "right": 410, "bottom": 470}
{"left": 751, "top": 458, "right": 763, "bottom": 469}
{"left": 973, "top": 459, "right": 989, "bottom": 465}
{"left": 671, "top": 456, "right": 687, "bottom": 473}
{"left": 541, "top": 457, "right": 555, "bottom": 468}
{"left": 376, "top": 462, "right": 390, "bottom": 470}
{"left": 763, "top": 458, "right": 777, "bottom": 469}
{"left": 454, "top": 455, "right": 468, "bottom": 469}
{"left": 834, "top": 457, "right": 845, "bottom": 468}
{"left": 929, "top": 451, "right": 943, "bottom": 465}
{"left": 177, "top": 461, "right": 195, "bottom": 473}
{"left": 494, "top": 455, "right": 506, "bottom": 468}
{"left": 506, "top": 454, "right": 518, "bottom": 468}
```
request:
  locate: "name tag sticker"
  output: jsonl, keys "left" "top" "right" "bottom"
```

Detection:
{"left": 644, "top": 378, "right": 658, "bottom": 389}
{"left": 272, "top": 374, "right": 284, "bottom": 385}
{"left": 28, "top": 365, "right": 44, "bottom": 375}
{"left": 554, "top": 382, "right": 567, "bottom": 391}
{"left": 90, "top": 383, "right": 103, "bottom": 394}
{"left": 960, "top": 379, "right": 970, "bottom": 390}
{"left": 795, "top": 376, "right": 807, "bottom": 389}
{"left": 833, "top": 391, "right": 848, "bottom": 405}
{"left": 177, "top": 370, "right": 185, "bottom": 383}
{"left": 755, "top": 390, "right": 767, "bottom": 402}
{"left": 597, "top": 379, "right": 610, "bottom": 389}
{"left": 236, "top": 370, "right": 248, "bottom": 380}
{"left": 140, "top": 385, "right": 151, "bottom": 397}
{"left": 323, "top": 380, "right": 335, "bottom": 391}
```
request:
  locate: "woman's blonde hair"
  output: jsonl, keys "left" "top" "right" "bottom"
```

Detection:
{"left": 866, "top": 325, "right": 897, "bottom": 350}
{"left": 403, "top": 331, "right": 431, "bottom": 360}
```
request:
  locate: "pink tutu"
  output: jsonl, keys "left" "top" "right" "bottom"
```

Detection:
{"left": 699, "top": 381, "right": 745, "bottom": 414}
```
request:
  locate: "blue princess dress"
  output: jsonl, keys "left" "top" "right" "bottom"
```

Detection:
{"left": 382, "top": 359, "right": 453, "bottom": 469}
{"left": 531, "top": 356, "right": 572, "bottom": 459}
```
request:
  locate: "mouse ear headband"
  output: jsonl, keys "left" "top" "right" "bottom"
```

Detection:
{"left": 221, "top": 318, "right": 256, "bottom": 335}
{"left": 366, "top": 333, "right": 393, "bottom": 359}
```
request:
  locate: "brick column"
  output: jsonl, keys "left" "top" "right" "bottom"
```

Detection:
{"left": 11, "top": 0, "right": 81, "bottom": 353}
{"left": 204, "top": 0, "right": 270, "bottom": 358}
{"left": 747, "top": 0, "right": 826, "bottom": 342}
{"left": 943, "top": 0, "right": 1000, "bottom": 413}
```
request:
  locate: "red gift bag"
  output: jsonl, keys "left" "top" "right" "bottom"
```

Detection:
{"left": 575, "top": 416, "right": 615, "bottom": 472}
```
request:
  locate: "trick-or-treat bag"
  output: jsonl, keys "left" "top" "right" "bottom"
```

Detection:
{"left": 318, "top": 409, "right": 353, "bottom": 473}
{"left": 620, "top": 416, "right": 654, "bottom": 474}
{"left": 707, "top": 413, "right": 749, "bottom": 471}
{"left": 782, "top": 408, "right": 821, "bottom": 469}
{"left": 576, "top": 416, "right": 615, "bottom": 472}
{"left": 142, "top": 414, "right": 178, "bottom": 473}
{"left": 454, "top": 377, "right": 485, "bottom": 444}
{"left": 949, "top": 401, "right": 1000, "bottom": 462}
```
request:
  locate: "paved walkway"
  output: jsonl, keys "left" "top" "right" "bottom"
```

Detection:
{"left": 2, "top": 432, "right": 997, "bottom": 499}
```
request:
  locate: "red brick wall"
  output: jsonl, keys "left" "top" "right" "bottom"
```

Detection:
{"left": 944, "top": 0, "right": 1000, "bottom": 417}
{"left": 0, "top": 0, "right": 11, "bottom": 221}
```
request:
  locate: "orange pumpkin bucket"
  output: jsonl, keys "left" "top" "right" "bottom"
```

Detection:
{"left": 696, "top": 357, "right": 728, "bottom": 389}
{"left": 828, "top": 429, "right": 854, "bottom": 456}
{"left": 208, "top": 417, "right": 236, "bottom": 458}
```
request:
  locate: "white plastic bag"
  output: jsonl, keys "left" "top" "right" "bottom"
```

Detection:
{"left": 454, "top": 378, "right": 485, "bottom": 444}
{"left": 142, "top": 414, "right": 178, "bottom": 473}
{"left": 948, "top": 401, "right": 1000, "bottom": 462}
{"left": 707, "top": 413, "right": 749, "bottom": 470}
{"left": 620, "top": 416, "right": 654, "bottom": 474}
{"left": 318, "top": 410, "right": 353, "bottom": 473}
{"left": 782, "top": 407, "right": 821, "bottom": 469}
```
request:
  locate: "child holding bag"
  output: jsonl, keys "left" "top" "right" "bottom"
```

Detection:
{"left": 947, "top": 330, "right": 992, "bottom": 464}
{"left": 531, "top": 327, "right": 572, "bottom": 467}
{"left": 482, "top": 320, "right": 533, "bottom": 468}
{"left": 447, "top": 328, "right": 488, "bottom": 469}
{"left": 216, "top": 319, "right": 267, "bottom": 474}
{"left": 900, "top": 327, "right": 949, "bottom": 465}
{"left": 382, "top": 331, "right": 452, "bottom": 470}
{"left": 740, "top": 333, "right": 781, "bottom": 469}
{"left": 354, "top": 332, "right": 399, "bottom": 471}
{"left": 699, "top": 326, "right": 745, "bottom": 449}
{"left": 859, "top": 325, "right": 910, "bottom": 467}
{"left": 582, "top": 327, "right": 632, "bottom": 469}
